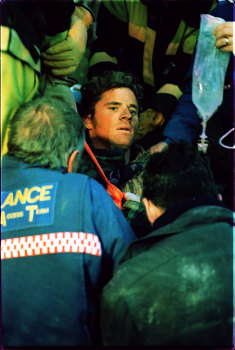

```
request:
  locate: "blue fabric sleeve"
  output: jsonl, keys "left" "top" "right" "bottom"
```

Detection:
{"left": 87, "top": 177, "right": 137, "bottom": 269}
{"left": 162, "top": 60, "right": 201, "bottom": 144}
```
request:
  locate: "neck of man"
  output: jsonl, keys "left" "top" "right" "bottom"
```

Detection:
{"left": 124, "top": 148, "right": 130, "bottom": 164}
{"left": 88, "top": 136, "right": 131, "bottom": 164}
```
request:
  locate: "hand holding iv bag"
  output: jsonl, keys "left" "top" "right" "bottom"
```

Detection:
{"left": 192, "top": 14, "right": 230, "bottom": 152}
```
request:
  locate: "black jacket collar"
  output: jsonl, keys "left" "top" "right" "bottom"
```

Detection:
{"left": 152, "top": 197, "right": 228, "bottom": 231}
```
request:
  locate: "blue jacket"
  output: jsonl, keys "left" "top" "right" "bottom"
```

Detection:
{"left": 163, "top": 0, "right": 234, "bottom": 144}
{"left": 1, "top": 155, "right": 136, "bottom": 347}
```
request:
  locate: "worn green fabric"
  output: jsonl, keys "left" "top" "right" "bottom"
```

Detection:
{"left": 100, "top": 204, "right": 233, "bottom": 347}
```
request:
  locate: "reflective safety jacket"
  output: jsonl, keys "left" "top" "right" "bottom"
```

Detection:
{"left": 1, "top": 1, "right": 75, "bottom": 73}
{"left": 89, "top": 0, "right": 216, "bottom": 118}
{"left": 1, "top": 155, "right": 136, "bottom": 347}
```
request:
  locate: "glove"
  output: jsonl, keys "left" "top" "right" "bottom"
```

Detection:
{"left": 42, "top": 6, "right": 93, "bottom": 76}
{"left": 134, "top": 109, "right": 165, "bottom": 141}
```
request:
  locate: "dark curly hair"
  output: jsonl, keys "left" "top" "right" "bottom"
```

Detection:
{"left": 143, "top": 142, "right": 218, "bottom": 209}
{"left": 80, "top": 70, "right": 143, "bottom": 117}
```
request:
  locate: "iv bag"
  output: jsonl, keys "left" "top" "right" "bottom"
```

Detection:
{"left": 192, "top": 14, "right": 230, "bottom": 121}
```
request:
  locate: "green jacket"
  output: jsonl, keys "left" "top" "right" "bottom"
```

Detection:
{"left": 100, "top": 198, "right": 233, "bottom": 347}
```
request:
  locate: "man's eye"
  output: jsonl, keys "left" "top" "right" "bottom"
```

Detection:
{"left": 109, "top": 107, "right": 117, "bottom": 111}
{"left": 130, "top": 109, "right": 138, "bottom": 117}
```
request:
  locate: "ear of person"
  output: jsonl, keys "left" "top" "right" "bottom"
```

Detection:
{"left": 83, "top": 115, "right": 93, "bottom": 130}
{"left": 67, "top": 150, "right": 79, "bottom": 173}
{"left": 134, "top": 109, "right": 165, "bottom": 140}
{"left": 143, "top": 198, "right": 164, "bottom": 225}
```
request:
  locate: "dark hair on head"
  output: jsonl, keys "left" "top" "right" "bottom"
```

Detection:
{"left": 143, "top": 142, "right": 218, "bottom": 209}
{"left": 7, "top": 96, "right": 85, "bottom": 169}
{"left": 80, "top": 70, "right": 143, "bottom": 117}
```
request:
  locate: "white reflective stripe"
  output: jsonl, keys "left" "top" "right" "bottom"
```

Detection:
{"left": 1, "top": 232, "right": 102, "bottom": 259}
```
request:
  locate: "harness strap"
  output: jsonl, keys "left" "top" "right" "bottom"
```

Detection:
{"left": 85, "top": 142, "right": 126, "bottom": 209}
{"left": 85, "top": 142, "right": 110, "bottom": 184}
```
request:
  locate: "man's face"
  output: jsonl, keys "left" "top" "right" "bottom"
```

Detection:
{"left": 84, "top": 87, "right": 139, "bottom": 150}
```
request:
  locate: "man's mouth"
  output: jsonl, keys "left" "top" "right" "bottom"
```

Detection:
{"left": 117, "top": 126, "right": 132, "bottom": 133}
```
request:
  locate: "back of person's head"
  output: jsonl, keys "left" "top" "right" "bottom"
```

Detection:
{"left": 80, "top": 70, "right": 143, "bottom": 117}
{"left": 7, "top": 96, "right": 85, "bottom": 169}
{"left": 143, "top": 142, "right": 218, "bottom": 210}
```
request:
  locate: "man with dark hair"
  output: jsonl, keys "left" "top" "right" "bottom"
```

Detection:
{"left": 77, "top": 70, "right": 152, "bottom": 236}
{"left": 88, "top": 0, "right": 215, "bottom": 148}
{"left": 142, "top": 142, "right": 218, "bottom": 213}
{"left": 80, "top": 69, "right": 144, "bottom": 118}
{"left": 1, "top": 96, "right": 136, "bottom": 347}
{"left": 100, "top": 142, "right": 233, "bottom": 347}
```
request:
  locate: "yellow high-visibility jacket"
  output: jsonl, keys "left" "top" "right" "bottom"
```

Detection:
{"left": 89, "top": 0, "right": 216, "bottom": 119}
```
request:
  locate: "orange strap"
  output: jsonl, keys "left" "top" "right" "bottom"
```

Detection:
{"left": 85, "top": 142, "right": 126, "bottom": 209}
{"left": 85, "top": 142, "right": 110, "bottom": 183}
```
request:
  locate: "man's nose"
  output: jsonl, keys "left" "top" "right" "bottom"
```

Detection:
{"left": 120, "top": 108, "right": 132, "bottom": 119}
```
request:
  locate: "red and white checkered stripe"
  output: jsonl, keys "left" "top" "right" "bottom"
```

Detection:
{"left": 1, "top": 232, "right": 102, "bottom": 259}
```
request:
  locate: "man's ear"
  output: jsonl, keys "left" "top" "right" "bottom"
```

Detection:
{"left": 154, "top": 111, "right": 165, "bottom": 127}
{"left": 67, "top": 150, "right": 79, "bottom": 173}
{"left": 143, "top": 198, "right": 155, "bottom": 225}
{"left": 83, "top": 114, "right": 93, "bottom": 130}
{"left": 143, "top": 197, "right": 164, "bottom": 225}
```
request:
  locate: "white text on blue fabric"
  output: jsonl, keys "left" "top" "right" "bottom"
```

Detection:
{"left": 1, "top": 183, "right": 58, "bottom": 231}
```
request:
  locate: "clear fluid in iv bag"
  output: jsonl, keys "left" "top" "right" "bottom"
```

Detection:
{"left": 192, "top": 80, "right": 223, "bottom": 119}
{"left": 192, "top": 25, "right": 230, "bottom": 120}
{"left": 192, "top": 32, "right": 222, "bottom": 119}
{"left": 192, "top": 14, "right": 230, "bottom": 153}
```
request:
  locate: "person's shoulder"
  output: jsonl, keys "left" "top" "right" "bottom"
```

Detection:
{"left": 65, "top": 171, "right": 101, "bottom": 187}
{"left": 67, "top": 171, "right": 109, "bottom": 196}
{"left": 76, "top": 149, "right": 100, "bottom": 178}
{"left": 184, "top": 203, "right": 233, "bottom": 224}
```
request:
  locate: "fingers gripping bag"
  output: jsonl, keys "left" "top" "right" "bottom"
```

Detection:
{"left": 192, "top": 14, "right": 230, "bottom": 152}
